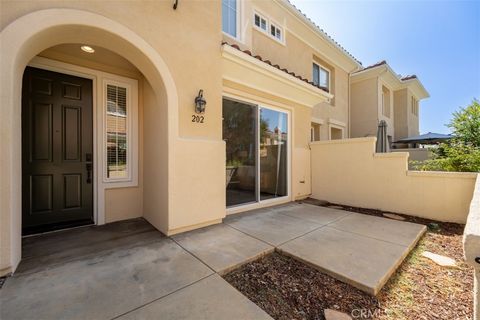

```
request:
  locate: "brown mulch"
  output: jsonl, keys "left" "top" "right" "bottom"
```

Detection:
{"left": 223, "top": 199, "right": 474, "bottom": 320}
{"left": 224, "top": 252, "right": 380, "bottom": 320}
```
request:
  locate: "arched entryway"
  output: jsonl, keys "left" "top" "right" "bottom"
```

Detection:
{"left": 0, "top": 8, "right": 178, "bottom": 274}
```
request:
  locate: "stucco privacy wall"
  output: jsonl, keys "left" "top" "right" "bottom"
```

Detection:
{"left": 0, "top": 5, "right": 225, "bottom": 274}
{"left": 310, "top": 137, "right": 478, "bottom": 223}
{"left": 463, "top": 176, "right": 480, "bottom": 319}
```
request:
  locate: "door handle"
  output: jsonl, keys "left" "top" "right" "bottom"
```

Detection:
{"left": 85, "top": 153, "right": 93, "bottom": 184}
{"left": 86, "top": 163, "right": 92, "bottom": 184}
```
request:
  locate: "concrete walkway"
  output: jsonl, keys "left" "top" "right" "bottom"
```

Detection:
{"left": 223, "top": 202, "right": 426, "bottom": 295}
{"left": 0, "top": 219, "right": 271, "bottom": 320}
{"left": 0, "top": 203, "right": 425, "bottom": 319}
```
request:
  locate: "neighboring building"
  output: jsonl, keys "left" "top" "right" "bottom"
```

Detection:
{"left": 350, "top": 61, "right": 429, "bottom": 148}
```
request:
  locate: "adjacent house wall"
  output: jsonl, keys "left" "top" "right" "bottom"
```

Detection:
{"left": 392, "top": 148, "right": 433, "bottom": 162}
{"left": 350, "top": 77, "right": 378, "bottom": 138}
{"left": 223, "top": 0, "right": 357, "bottom": 140}
{"left": 311, "top": 137, "right": 477, "bottom": 223}
{"left": 393, "top": 88, "right": 409, "bottom": 141}
{"left": 378, "top": 81, "right": 394, "bottom": 139}
{"left": 407, "top": 89, "right": 420, "bottom": 137}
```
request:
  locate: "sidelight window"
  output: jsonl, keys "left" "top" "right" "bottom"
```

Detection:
{"left": 103, "top": 78, "right": 138, "bottom": 186}
{"left": 106, "top": 84, "right": 128, "bottom": 179}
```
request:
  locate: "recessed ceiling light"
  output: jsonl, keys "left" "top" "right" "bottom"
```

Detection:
{"left": 80, "top": 45, "right": 95, "bottom": 53}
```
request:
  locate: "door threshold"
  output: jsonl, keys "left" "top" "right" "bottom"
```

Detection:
{"left": 22, "top": 221, "right": 95, "bottom": 238}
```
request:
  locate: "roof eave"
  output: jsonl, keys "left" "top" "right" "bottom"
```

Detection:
{"left": 276, "top": 0, "right": 362, "bottom": 71}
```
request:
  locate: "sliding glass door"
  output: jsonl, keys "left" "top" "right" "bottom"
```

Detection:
{"left": 259, "top": 108, "right": 288, "bottom": 200}
{"left": 223, "top": 98, "right": 289, "bottom": 207}
{"left": 223, "top": 99, "right": 257, "bottom": 206}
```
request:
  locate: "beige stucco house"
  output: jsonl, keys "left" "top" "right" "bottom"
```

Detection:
{"left": 0, "top": 0, "right": 364, "bottom": 276}
{"left": 350, "top": 60, "right": 430, "bottom": 148}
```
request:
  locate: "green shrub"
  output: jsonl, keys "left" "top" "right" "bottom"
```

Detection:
{"left": 412, "top": 141, "right": 480, "bottom": 172}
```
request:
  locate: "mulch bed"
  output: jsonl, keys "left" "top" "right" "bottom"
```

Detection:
{"left": 224, "top": 199, "right": 474, "bottom": 320}
{"left": 224, "top": 252, "right": 380, "bottom": 320}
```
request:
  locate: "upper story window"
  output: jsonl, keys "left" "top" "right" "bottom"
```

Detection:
{"left": 312, "top": 63, "right": 330, "bottom": 91}
{"left": 254, "top": 13, "right": 267, "bottom": 31}
{"left": 411, "top": 96, "right": 419, "bottom": 116}
{"left": 270, "top": 23, "right": 282, "bottom": 41}
{"left": 222, "top": 0, "right": 238, "bottom": 38}
{"left": 253, "top": 10, "right": 284, "bottom": 44}
{"left": 381, "top": 86, "right": 391, "bottom": 117}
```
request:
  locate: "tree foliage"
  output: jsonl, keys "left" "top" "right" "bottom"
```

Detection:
{"left": 447, "top": 98, "right": 480, "bottom": 147}
{"left": 413, "top": 99, "right": 480, "bottom": 172}
{"left": 412, "top": 141, "right": 480, "bottom": 172}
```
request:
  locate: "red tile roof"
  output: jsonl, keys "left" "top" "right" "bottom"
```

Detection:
{"left": 222, "top": 42, "right": 329, "bottom": 93}
{"left": 401, "top": 75, "right": 418, "bottom": 81}
{"left": 355, "top": 60, "right": 420, "bottom": 83}
{"left": 285, "top": 0, "right": 362, "bottom": 66}
{"left": 356, "top": 60, "right": 387, "bottom": 72}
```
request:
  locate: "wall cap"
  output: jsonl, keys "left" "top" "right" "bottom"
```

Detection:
{"left": 408, "top": 171, "right": 478, "bottom": 179}
{"left": 310, "top": 137, "right": 376, "bottom": 145}
{"left": 374, "top": 152, "right": 408, "bottom": 159}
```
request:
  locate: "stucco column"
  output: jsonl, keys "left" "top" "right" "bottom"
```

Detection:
{"left": 464, "top": 175, "right": 480, "bottom": 320}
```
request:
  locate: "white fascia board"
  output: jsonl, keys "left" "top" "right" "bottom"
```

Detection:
{"left": 400, "top": 79, "right": 430, "bottom": 100}
{"left": 274, "top": 0, "right": 362, "bottom": 72}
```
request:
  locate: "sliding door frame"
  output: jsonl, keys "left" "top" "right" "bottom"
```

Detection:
{"left": 223, "top": 93, "right": 292, "bottom": 214}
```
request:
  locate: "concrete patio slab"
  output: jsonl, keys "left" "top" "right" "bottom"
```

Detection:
{"left": 119, "top": 274, "right": 273, "bottom": 320}
{"left": 329, "top": 213, "right": 426, "bottom": 247}
{"left": 225, "top": 209, "right": 322, "bottom": 246}
{"left": 275, "top": 202, "right": 352, "bottom": 225}
{"left": 16, "top": 219, "right": 162, "bottom": 275}
{"left": 172, "top": 224, "right": 273, "bottom": 274}
{"left": 278, "top": 226, "right": 414, "bottom": 295}
{"left": 0, "top": 221, "right": 214, "bottom": 320}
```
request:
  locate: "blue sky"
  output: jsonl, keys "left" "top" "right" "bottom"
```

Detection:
{"left": 290, "top": 0, "right": 480, "bottom": 134}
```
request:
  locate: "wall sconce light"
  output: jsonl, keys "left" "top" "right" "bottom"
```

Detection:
{"left": 194, "top": 89, "right": 206, "bottom": 114}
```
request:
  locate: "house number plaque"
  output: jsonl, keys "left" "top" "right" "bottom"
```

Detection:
{"left": 191, "top": 115, "right": 205, "bottom": 123}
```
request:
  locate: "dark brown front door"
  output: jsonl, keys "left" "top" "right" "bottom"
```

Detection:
{"left": 22, "top": 67, "right": 94, "bottom": 235}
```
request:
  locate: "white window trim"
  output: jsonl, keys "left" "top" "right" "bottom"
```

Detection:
{"left": 328, "top": 122, "right": 345, "bottom": 140}
{"left": 252, "top": 9, "right": 286, "bottom": 45}
{"left": 312, "top": 61, "right": 331, "bottom": 91}
{"left": 102, "top": 78, "right": 138, "bottom": 186}
{"left": 222, "top": 0, "right": 243, "bottom": 42}
{"left": 223, "top": 93, "right": 292, "bottom": 215}
{"left": 310, "top": 123, "right": 321, "bottom": 142}
{"left": 253, "top": 11, "right": 268, "bottom": 32}
{"left": 269, "top": 21, "right": 283, "bottom": 42}
{"left": 27, "top": 56, "right": 140, "bottom": 226}
{"left": 311, "top": 117, "right": 325, "bottom": 125}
